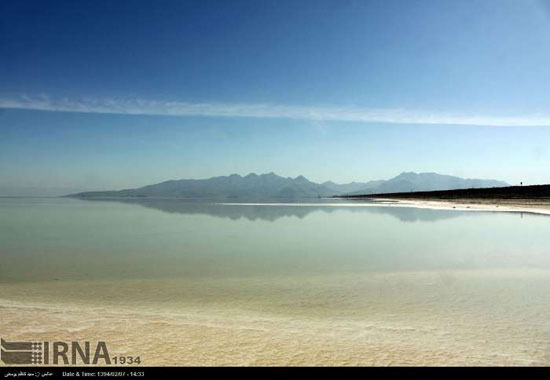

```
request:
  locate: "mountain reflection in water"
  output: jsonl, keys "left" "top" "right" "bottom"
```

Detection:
{"left": 81, "top": 198, "right": 463, "bottom": 223}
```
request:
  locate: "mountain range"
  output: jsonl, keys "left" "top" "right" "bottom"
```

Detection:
{"left": 67, "top": 172, "right": 508, "bottom": 200}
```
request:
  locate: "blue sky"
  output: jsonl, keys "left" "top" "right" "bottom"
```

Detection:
{"left": 1, "top": 0, "right": 550, "bottom": 194}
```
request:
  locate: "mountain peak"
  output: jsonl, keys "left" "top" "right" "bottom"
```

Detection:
{"left": 398, "top": 171, "right": 418, "bottom": 177}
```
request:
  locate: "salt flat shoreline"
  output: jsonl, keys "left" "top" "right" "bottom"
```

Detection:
{"left": 370, "top": 198, "right": 550, "bottom": 216}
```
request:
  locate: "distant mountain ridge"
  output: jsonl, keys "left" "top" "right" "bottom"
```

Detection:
{"left": 69, "top": 172, "right": 334, "bottom": 200}
{"left": 67, "top": 172, "right": 509, "bottom": 200}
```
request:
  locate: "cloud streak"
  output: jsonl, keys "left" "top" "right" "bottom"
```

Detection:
{"left": 1, "top": 94, "right": 550, "bottom": 126}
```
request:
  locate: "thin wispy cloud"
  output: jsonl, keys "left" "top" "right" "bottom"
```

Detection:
{"left": 1, "top": 94, "right": 550, "bottom": 127}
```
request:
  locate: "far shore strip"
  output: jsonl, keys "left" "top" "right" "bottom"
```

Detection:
{"left": 219, "top": 198, "right": 550, "bottom": 216}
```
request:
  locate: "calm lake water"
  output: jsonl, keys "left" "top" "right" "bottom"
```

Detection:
{"left": 1, "top": 197, "right": 549, "bottom": 282}
{"left": 1, "top": 197, "right": 550, "bottom": 365}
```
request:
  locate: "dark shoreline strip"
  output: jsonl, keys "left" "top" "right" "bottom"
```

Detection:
{"left": 338, "top": 184, "right": 550, "bottom": 200}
